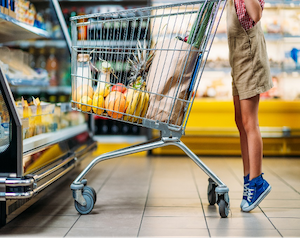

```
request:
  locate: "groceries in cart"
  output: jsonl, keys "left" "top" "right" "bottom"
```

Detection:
{"left": 72, "top": 49, "right": 152, "bottom": 124}
{"left": 146, "top": 2, "right": 214, "bottom": 126}
{"left": 71, "top": 1, "right": 216, "bottom": 128}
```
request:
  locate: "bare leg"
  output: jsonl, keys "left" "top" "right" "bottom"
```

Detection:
{"left": 240, "top": 95, "right": 262, "bottom": 180}
{"left": 233, "top": 96, "right": 250, "bottom": 176}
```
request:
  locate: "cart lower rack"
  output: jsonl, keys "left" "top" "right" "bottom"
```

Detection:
{"left": 70, "top": 0, "right": 230, "bottom": 217}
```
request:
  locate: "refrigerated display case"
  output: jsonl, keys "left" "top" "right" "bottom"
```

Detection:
{"left": 151, "top": 0, "right": 300, "bottom": 156}
{"left": 0, "top": 0, "right": 152, "bottom": 227}
{"left": 0, "top": 5, "right": 96, "bottom": 227}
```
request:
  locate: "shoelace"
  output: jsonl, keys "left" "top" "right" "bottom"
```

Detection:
{"left": 243, "top": 183, "right": 249, "bottom": 197}
{"left": 247, "top": 188, "right": 255, "bottom": 202}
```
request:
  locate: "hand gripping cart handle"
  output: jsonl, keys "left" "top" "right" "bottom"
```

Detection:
{"left": 70, "top": 0, "right": 230, "bottom": 218}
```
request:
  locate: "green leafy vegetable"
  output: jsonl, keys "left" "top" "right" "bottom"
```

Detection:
{"left": 187, "top": 2, "right": 215, "bottom": 49}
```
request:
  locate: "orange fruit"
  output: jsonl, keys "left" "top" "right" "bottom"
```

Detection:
{"left": 73, "top": 84, "right": 94, "bottom": 102}
{"left": 78, "top": 96, "right": 92, "bottom": 112}
{"left": 92, "top": 94, "right": 104, "bottom": 115}
{"left": 104, "top": 91, "right": 126, "bottom": 119}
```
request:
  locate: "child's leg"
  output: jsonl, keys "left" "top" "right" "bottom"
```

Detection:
{"left": 233, "top": 96, "right": 249, "bottom": 176}
{"left": 239, "top": 95, "right": 262, "bottom": 180}
{"left": 240, "top": 96, "right": 272, "bottom": 212}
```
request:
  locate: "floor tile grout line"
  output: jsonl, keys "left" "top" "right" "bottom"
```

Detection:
{"left": 259, "top": 206, "right": 283, "bottom": 238}
{"left": 63, "top": 215, "right": 81, "bottom": 237}
{"left": 264, "top": 164, "right": 300, "bottom": 195}
{"left": 63, "top": 157, "right": 122, "bottom": 237}
{"left": 190, "top": 162, "right": 211, "bottom": 238}
{"left": 95, "top": 157, "right": 123, "bottom": 194}
{"left": 225, "top": 160, "right": 243, "bottom": 186}
{"left": 137, "top": 158, "right": 154, "bottom": 237}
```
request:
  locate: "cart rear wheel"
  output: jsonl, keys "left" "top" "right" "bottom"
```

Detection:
{"left": 219, "top": 199, "right": 229, "bottom": 218}
{"left": 84, "top": 186, "right": 97, "bottom": 203}
{"left": 74, "top": 191, "right": 94, "bottom": 215}
{"left": 207, "top": 178, "right": 216, "bottom": 205}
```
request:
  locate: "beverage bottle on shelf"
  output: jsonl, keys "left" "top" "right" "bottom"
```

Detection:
{"left": 62, "top": 8, "right": 69, "bottom": 23}
{"left": 111, "top": 121, "right": 119, "bottom": 135}
{"left": 28, "top": 47, "right": 35, "bottom": 69}
{"left": 36, "top": 48, "right": 46, "bottom": 69}
{"left": 77, "top": 7, "right": 87, "bottom": 40}
{"left": 60, "top": 61, "right": 71, "bottom": 86}
{"left": 69, "top": 7, "right": 77, "bottom": 36}
{"left": 0, "top": 116, "right": 4, "bottom": 139}
{"left": 46, "top": 48, "right": 58, "bottom": 86}
{"left": 44, "top": 8, "right": 53, "bottom": 37}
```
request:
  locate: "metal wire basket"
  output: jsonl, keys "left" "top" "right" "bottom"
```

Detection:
{"left": 71, "top": 0, "right": 225, "bottom": 135}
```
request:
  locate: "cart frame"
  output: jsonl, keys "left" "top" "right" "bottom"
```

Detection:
{"left": 70, "top": 0, "right": 230, "bottom": 218}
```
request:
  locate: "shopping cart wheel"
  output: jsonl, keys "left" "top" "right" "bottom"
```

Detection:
{"left": 84, "top": 186, "right": 97, "bottom": 204}
{"left": 218, "top": 197, "right": 229, "bottom": 218}
{"left": 74, "top": 191, "right": 94, "bottom": 215}
{"left": 207, "top": 178, "right": 216, "bottom": 205}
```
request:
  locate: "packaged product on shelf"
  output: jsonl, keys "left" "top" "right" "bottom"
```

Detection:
{"left": 16, "top": 97, "right": 56, "bottom": 139}
{"left": 282, "top": 9, "right": 300, "bottom": 36}
{"left": 0, "top": 94, "right": 10, "bottom": 150}
{"left": 261, "top": 76, "right": 280, "bottom": 99}
{"left": 46, "top": 48, "right": 58, "bottom": 86}
{"left": 0, "top": 47, "right": 48, "bottom": 84}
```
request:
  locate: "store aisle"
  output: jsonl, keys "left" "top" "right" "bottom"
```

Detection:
{"left": 0, "top": 155, "right": 300, "bottom": 237}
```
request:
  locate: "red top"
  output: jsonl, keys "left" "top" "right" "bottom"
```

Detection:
{"left": 234, "top": 0, "right": 265, "bottom": 30}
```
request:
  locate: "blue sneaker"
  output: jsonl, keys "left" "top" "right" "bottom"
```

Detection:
{"left": 240, "top": 174, "right": 249, "bottom": 209}
{"left": 242, "top": 174, "right": 271, "bottom": 212}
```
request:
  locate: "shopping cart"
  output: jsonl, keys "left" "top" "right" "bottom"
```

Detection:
{"left": 70, "top": 0, "right": 230, "bottom": 218}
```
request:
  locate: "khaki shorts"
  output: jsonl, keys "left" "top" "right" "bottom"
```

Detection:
{"left": 229, "top": 24, "right": 273, "bottom": 100}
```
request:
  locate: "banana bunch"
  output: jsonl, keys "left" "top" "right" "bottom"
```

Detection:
{"left": 123, "top": 82, "right": 149, "bottom": 123}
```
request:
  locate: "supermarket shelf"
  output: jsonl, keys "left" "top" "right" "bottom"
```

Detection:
{"left": 94, "top": 135, "right": 147, "bottom": 143}
{"left": 7, "top": 78, "right": 49, "bottom": 87}
{"left": 264, "top": 0, "right": 300, "bottom": 8}
{"left": 11, "top": 86, "right": 71, "bottom": 94}
{"left": 0, "top": 12, "right": 49, "bottom": 43}
{"left": 1, "top": 40, "right": 67, "bottom": 48}
{"left": 23, "top": 123, "right": 88, "bottom": 154}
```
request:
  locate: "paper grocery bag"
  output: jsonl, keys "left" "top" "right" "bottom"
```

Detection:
{"left": 146, "top": 38, "right": 198, "bottom": 126}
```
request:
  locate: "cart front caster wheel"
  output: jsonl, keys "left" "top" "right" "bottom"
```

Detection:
{"left": 74, "top": 191, "right": 94, "bottom": 215}
{"left": 219, "top": 199, "right": 229, "bottom": 218}
{"left": 207, "top": 178, "right": 216, "bottom": 205}
{"left": 84, "top": 186, "right": 97, "bottom": 204}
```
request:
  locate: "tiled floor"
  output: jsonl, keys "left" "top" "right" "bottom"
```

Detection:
{"left": 1, "top": 154, "right": 300, "bottom": 237}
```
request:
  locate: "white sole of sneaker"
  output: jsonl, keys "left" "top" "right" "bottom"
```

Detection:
{"left": 240, "top": 199, "right": 247, "bottom": 209}
{"left": 242, "top": 185, "right": 272, "bottom": 212}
